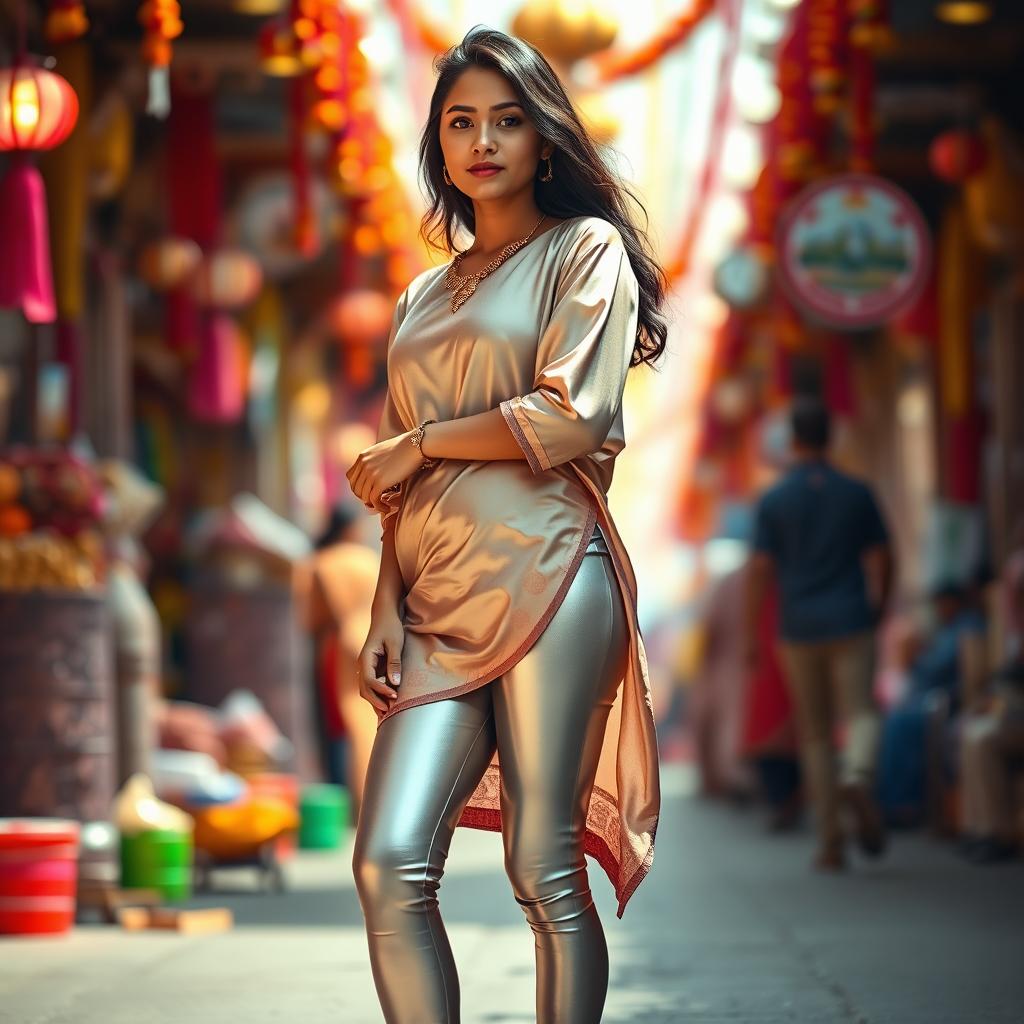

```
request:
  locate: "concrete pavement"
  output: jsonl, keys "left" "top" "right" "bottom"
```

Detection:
{"left": 2, "top": 763, "right": 1022, "bottom": 1023}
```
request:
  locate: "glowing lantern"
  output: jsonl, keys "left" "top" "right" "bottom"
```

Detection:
{"left": 928, "top": 130, "right": 988, "bottom": 184}
{"left": 0, "top": 65, "right": 80, "bottom": 151}
{"left": 194, "top": 249, "right": 264, "bottom": 310}
{"left": 139, "top": 237, "right": 203, "bottom": 290}
{"left": 0, "top": 63, "right": 80, "bottom": 323}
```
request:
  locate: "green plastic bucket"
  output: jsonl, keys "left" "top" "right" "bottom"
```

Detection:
{"left": 298, "top": 785, "right": 348, "bottom": 850}
{"left": 120, "top": 829, "right": 192, "bottom": 901}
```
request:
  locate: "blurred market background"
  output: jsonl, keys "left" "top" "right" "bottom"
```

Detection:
{"left": 1, "top": 1, "right": 1023, "bottom": 1021}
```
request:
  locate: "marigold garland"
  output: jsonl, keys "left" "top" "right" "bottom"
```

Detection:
{"left": 138, "top": 0, "right": 183, "bottom": 68}
{"left": 45, "top": 0, "right": 89, "bottom": 43}
{"left": 592, "top": 0, "right": 715, "bottom": 82}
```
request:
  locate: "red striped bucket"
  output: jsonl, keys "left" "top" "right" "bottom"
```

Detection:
{"left": 0, "top": 819, "right": 80, "bottom": 936}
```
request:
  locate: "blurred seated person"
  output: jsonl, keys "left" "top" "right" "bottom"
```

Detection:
{"left": 876, "top": 582, "right": 985, "bottom": 826}
{"left": 958, "top": 552, "right": 1024, "bottom": 864}
{"left": 304, "top": 503, "right": 380, "bottom": 821}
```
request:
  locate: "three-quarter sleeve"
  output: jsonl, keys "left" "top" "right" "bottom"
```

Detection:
{"left": 374, "top": 288, "right": 411, "bottom": 534}
{"left": 499, "top": 224, "right": 639, "bottom": 474}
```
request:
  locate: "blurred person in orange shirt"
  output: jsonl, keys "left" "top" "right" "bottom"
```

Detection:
{"left": 305, "top": 504, "right": 380, "bottom": 821}
{"left": 745, "top": 397, "right": 895, "bottom": 871}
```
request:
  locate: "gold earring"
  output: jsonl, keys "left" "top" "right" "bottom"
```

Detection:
{"left": 442, "top": 165, "right": 453, "bottom": 186}
{"left": 540, "top": 156, "right": 553, "bottom": 182}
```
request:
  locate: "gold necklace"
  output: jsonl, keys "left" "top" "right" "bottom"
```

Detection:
{"left": 443, "top": 213, "right": 547, "bottom": 313}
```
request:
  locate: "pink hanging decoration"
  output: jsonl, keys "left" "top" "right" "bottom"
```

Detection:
{"left": 186, "top": 313, "right": 245, "bottom": 423}
{"left": 0, "top": 156, "right": 56, "bottom": 322}
{"left": 0, "top": 61, "right": 80, "bottom": 323}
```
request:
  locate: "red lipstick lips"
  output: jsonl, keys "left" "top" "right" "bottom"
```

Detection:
{"left": 468, "top": 162, "right": 503, "bottom": 177}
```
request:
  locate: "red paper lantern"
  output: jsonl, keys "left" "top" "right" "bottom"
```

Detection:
{"left": 0, "top": 65, "right": 79, "bottom": 151}
{"left": 330, "top": 289, "right": 393, "bottom": 347}
{"left": 928, "top": 130, "right": 988, "bottom": 184}
{"left": 194, "top": 249, "right": 264, "bottom": 310}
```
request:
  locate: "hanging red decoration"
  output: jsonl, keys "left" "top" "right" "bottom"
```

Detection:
{"left": 44, "top": 1, "right": 89, "bottom": 44}
{"left": 928, "top": 130, "right": 988, "bottom": 184}
{"left": 0, "top": 62, "right": 80, "bottom": 323}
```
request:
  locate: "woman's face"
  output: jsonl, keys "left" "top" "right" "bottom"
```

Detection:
{"left": 438, "top": 66, "right": 552, "bottom": 203}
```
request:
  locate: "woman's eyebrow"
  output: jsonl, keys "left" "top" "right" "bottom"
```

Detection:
{"left": 444, "top": 101, "right": 523, "bottom": 114}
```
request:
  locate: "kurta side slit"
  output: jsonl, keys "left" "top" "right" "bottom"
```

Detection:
{"left": 370, "top": 215, "right": 660, "bottom": 918}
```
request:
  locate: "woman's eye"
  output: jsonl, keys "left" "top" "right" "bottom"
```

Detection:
{"left": 448, "top": 115, "right": 520, "bottom": 129}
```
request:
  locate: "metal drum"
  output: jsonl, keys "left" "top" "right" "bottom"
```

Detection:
{"left": 0, "top": 592, "right": 114, "bottom": 822}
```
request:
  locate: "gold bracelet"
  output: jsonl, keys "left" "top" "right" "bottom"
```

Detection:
{"left": 410, "top": 418, "right": 437, "bottom": 468}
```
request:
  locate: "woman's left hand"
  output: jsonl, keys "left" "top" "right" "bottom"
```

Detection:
{"left": 346, "top": 432, "right": 424, "bottom": 512}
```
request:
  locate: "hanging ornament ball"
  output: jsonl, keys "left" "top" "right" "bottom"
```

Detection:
{"left": 0, "top": 65, "right": 80, "bottom": 152}
{"left": 512, "top": 0, "right": 618, "bottom": 64}
{"left": 330, "top": 290, "right": 393, "bottom": 348}
{"left": 195, "top": 250, "right": 264, "bottom": 310}
{"left": 139, "top": 237, "right": 203, "bottom": 290}
{"left": 928, "top": 130, "right": 988, "bottom": 184}
{"left": 710, "top": 377, "right": 752, "bottom": 425}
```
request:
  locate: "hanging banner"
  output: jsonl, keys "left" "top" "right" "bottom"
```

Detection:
{"left": 775, "top": 173, "right": 931, "bottom": 330}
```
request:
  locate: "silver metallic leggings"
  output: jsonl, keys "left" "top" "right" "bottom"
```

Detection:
{"left": 352, "top": 525, "right": 628, "bottom": 1023}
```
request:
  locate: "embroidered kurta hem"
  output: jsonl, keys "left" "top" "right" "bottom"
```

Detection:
{"left": 372, "top": 216, "right": 660, "bottom": 918}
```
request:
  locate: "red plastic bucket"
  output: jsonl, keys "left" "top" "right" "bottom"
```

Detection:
{"left": 0, "top": 819, "right": 80, "bottom": 936}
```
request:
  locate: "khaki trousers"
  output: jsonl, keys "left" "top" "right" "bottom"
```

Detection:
{"left": 779, "top": 630, "right": 880, "bottom": 848}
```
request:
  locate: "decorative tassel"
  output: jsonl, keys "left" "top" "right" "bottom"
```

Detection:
{"left": 146, "top": 64, "right": 171, "bottom": 119}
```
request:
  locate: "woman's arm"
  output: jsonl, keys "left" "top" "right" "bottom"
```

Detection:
{"left": 417, "top": 408, "right": 525, "bottom": 462}
{"left": 371, "top": 515, "right": 405, "bottom": 616}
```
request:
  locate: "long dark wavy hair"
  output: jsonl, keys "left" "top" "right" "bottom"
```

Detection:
{"left": 418, "top": 26, "right": 668, "bottom": 369}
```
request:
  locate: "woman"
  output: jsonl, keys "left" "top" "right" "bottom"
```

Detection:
{"left": 345, "top": 27, "right": 666, "bottom": 1024}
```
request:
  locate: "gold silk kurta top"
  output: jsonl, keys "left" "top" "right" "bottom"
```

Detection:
{"left": 373, "top": 215, "right": 659, "bottom": 918}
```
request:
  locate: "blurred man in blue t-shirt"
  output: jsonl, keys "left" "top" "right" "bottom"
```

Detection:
{"left": 746, "top": 397, "right": 895, "bottom": 871}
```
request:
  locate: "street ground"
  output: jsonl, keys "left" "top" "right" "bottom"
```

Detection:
{"left": 2, "top": 763, "right": 1022, "bottom": 1024}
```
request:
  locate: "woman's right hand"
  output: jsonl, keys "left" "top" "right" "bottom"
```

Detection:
{"left": 357, "top": 607, "right": 405, "bottom": 713}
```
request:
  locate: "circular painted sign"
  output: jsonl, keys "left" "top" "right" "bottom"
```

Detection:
{"left": 776, "top": 173, "right": 931, "bottom": 330}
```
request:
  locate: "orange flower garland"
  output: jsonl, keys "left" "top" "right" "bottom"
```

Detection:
{"left": 44, "top": 1, "right": 89, "bottom": 44}
{"left": 139, "top": 0, "right": 183, "bottom": 69}
{"left": 591, "top": 0, "right": 716, "bottom": 83}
